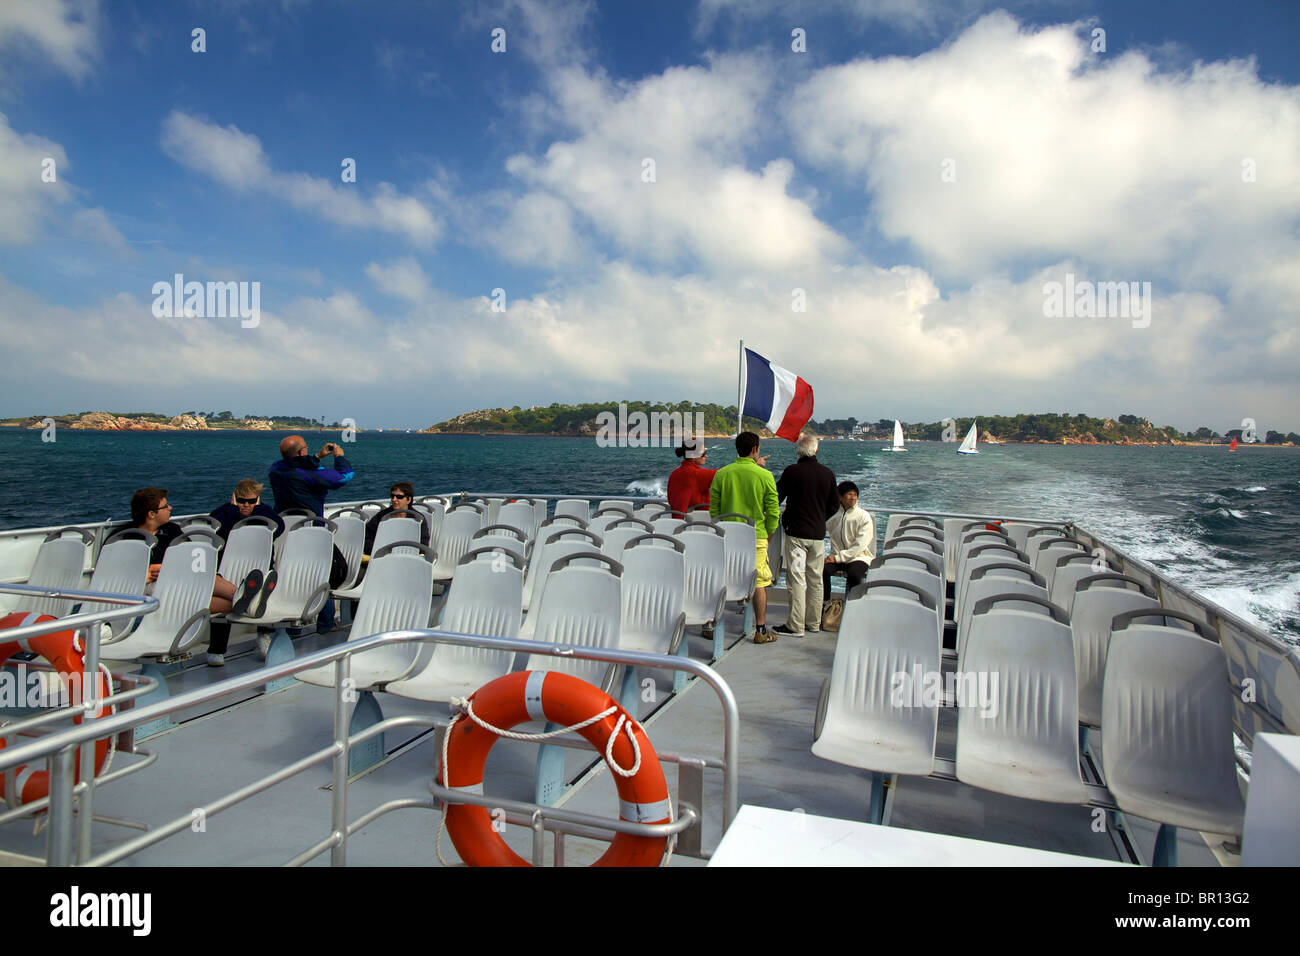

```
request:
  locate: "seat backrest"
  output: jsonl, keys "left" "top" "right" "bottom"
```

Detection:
{"left": 865, "top": 557, "right": 943, "bottom": 637}
{"left": 620, "top": 540, "right": 685, "bottom": 655}
{"left": 497, "top": 501, "right": 536, "bottom": 539}
{"left": 1002, "top": 522, "right": 1055, "bottom": 552}
{"left": 218, "top": 522, "right": 275, "bottom": 585}
{"left": 150, "top": 536, "right": 219, "bottom": 635}
{"left": 266, "top": 524, "right": 333, "bottom": 620}
{"left": 1048, "top": 553, "right": 1111, "bottom": 613}
{"left": 716, "top": 519, "right": 757, "bottom": 603}
{"left": 430, "top": 509, "right": 484, "bottom": 579}
{"left": 373, "top": 515, "right": 421, "bottom": 555}
{"left": 1071, "top": 574, "right": 1160, "bottom": 726}
{"left": 471, "top": 526, "right": 528, "bottom": 563}
{"left": 421, "top": 554, "right": 526, "bottom": 696}
{"left": 325, "top": 515, "right": 365, "bottom": 589}
{"left": 524, "top": 541, "right": 608, "bottom": 615}
{"left": 885, "top": 514, "right": 942, "bottom": 541}
{"left": 1101, "top": 615, "right": 1244, "bottom": 832}
{"left": 21, "top": 535, "right": 91, "bottom": 616}
{"left": 956, "top": 595, "right": 1084, "bottom": 804}
{"left": 524, "top": 561, "right": 623, "bottom": 687}
{"left": 589, "top": 507, "right": 633, "bottom": 535}
{"left": 345, "top": 552, "right": 435, "bottom": 674}
{"left": 812, "top": 587, "right": 941, "bottom": 775}
{"left": 1031, "top": 538, "right": 1088, "bottom": 586}
{"left": 678, "top": 526, "right": 726, "bottom": 622}
{"left": 555, "top": 499, "right": 591, "bottom": 523}
{"left": 634, "top": 503, "right": 670, "bottom": 522}
{"left": 80, "top": 537, "right": 150, "bottom": 618}
{"left": 957, "top": 564, "right": 1047, "bottom": 662}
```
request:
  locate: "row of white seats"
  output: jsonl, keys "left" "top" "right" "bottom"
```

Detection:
{"left": 813, "top": 583, "right": 1245, "bottom": 840}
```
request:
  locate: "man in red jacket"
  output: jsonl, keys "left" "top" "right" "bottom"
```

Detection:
{"left": 667, "top": 437, "right": 716, "bottom": 515}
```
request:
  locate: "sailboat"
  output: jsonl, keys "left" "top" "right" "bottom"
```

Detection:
{"left": 880, "top": 419, "right": 906, "bottom": 452}
{"left": 957, "top": 422, "right": 979, "bottom": 455}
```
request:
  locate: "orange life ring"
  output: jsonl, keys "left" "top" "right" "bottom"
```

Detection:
{"left": 438, "top": 670, "right": 670, "bottom": 867}
{"left": 0, "top": 612, "right": 113, "bottom": 804}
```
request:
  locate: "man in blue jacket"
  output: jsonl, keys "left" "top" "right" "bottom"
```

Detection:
{"left": 268, "top": 435, "right": 355, "bottom": 630}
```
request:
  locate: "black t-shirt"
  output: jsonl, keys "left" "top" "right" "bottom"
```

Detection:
{"left": 109, "top": 521, "right": 185, "bottom": 565}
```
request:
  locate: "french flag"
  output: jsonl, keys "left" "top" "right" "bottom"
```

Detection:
{"left": 742, "top": 348, "right": 815, "bottom": 442}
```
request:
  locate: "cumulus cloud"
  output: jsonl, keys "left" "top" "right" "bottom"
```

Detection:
{"left": 160, "top": 111, "right": 443, "bottom": 246}
{"left": 0, "top": 0, "right": 99, "bottom": 81}
{"left": 496, "top": 57, "right": 847, "bottom": 273}
{"left": 787, "top": 12, "right": 1300, "bottom": 289}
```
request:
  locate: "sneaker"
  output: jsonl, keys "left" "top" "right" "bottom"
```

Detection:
{"left": 752, "top": 625, "right": 778, "bottom": 644}
{"left": 701, "top": 623, "right": 714, "bottom": 640}
{"left": 252, "top": 570, "right": 278, "bottom": 619}
{"left": 230, "top": 569, "right": 263, "bottom": 617}
{"left": 256, "top": 632, "right": 273, "bottom": 659}
{"left": 772, "top": 624, "right": 804, "bottom": 637}
{"left": 206, "top": 653, "right": 226, "bottom": 667}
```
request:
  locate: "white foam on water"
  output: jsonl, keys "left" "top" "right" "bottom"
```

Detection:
{"left": 1198, "top": 571, "right": 1300, "bottom": 646}
{"left": 625, "top": 478, "right": 667, "bottom": 497}
{"left": 1228, "top": 509, "right": 1246, "bottom": 519}
{"left": 1239, "top": 486, "right": 1267, "bottom": 493}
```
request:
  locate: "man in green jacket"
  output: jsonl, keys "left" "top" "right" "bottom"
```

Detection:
{"left": 710, "top": 431, "right": 780, "bottom": 643}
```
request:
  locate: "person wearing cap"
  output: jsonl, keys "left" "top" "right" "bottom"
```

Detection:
{"left": 667, "top": 436, "right": 717, "bottom": 515}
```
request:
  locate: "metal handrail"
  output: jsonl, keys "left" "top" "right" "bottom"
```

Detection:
{"left": 4, "top": 628, "right": 738, "bottom": 867}
{"left": 0, "top": 583, "right": 157, "bottom": 641}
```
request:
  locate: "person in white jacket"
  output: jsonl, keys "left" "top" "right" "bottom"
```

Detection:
{"left": 823, "top": 481, "right": 876, "bottom": 596}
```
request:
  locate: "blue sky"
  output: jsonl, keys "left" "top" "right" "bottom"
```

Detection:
{"left": 1, "top": 0, "right": 1297, "bottom": 431}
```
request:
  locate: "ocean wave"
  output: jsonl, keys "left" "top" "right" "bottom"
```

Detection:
{"left": 1199, "top": 572, "right": 1300, "bottom": 647}
{"left": 1239, "top": 485, "right": 1267, "bottom": 493}
{"left": 625, "top": 478, "right": 667, "bottom": 497}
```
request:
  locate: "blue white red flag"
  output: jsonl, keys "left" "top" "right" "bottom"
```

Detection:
{"left": 741, "top": 348, "right": 815, "bottom": 442}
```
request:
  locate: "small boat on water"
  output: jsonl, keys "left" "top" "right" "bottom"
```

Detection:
{"left": 881, "top": 420, "right": 907, "bottom": 452}
{"left": 957, "top": 422, "right": 979, "bottom": 455}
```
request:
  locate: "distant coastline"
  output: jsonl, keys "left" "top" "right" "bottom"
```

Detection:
{"left": 4, "top": 406, "right": 1296, "bottom": 447}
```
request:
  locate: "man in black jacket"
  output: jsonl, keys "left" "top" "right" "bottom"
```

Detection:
{"left": 772, "top": 434, "right": 839, "bottom": 636}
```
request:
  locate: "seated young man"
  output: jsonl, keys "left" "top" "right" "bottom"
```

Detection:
{"left": 209, "top": 479, "right": 286, "bottom": 542}
{"left": 823, "top": 481, "right": 876, "bottom": 596}
{"left": 114, "top": 487, "right": 263, "bottom": 666}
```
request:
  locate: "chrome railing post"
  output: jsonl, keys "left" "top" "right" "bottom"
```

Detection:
{"left": 47, "top": 744, "right": 76, "bottom": 866}
{"left": 76, "top": 620, "right": 102, "bottom": 864}
{"left": 329, "top": 654, "right": 351, "bottom": 867}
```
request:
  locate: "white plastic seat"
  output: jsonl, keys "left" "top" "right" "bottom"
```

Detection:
{"left": 100, "top": 534, "right": 219, "bottom": 660}
{"left": 3, "top": 529, "right": 91, "bottom": 617}
{"left": 273, "top": 508, "right": 315, "bottom": 565}
{"left": 1031, "top": 537, "right": 1088, "bottom": 589}
{"left": 386, "top": 549, "right": 526, "bottom": 702}
{"left": 956, "top": 593, "right": 1086, "bottom": 804}
{"left": 76, "top": 533, "right": 150, "bottom": 631}
{"left": 651, "top": 515, "right": 687, "bottom": 536}
{"left": 715, "top": 513, "right": 757, "bottom": 606}
{"left": 619, "top": 535, "right": 686, "bottom": 656}
{"left": 881, "top": 534, "right": 945, "bottom": 583}
{"left": 943, "top": 519, "right": 993, "bottom": 583}
{"left": 955, "top": 543, "right": 1029, "bottom": 620}
{"left": 326, "top": 515, "right": 365, "bottom": 592}
{"left": 229, "top": 523, "right": 333, "bottom": 626}
{"left": 633, "top": 502, "right": 670, "bottom": 522}
{"left": 1101, "top": 610, "right": 1246, "bottom": 834}
{"left": 597, "top": 518, "right": 653, "bottom": 562}
{"left": 297, "top": 551, "right": 434, "bottom": 689}
{"left": 957, "top": 563, "right": 1047, "bottom": 664}
{"left": 1070, "top": 574, "right": 1161, "bottom": 727}
{"left": 218, "top": 517, "right": 276, "bottom": 586}
{"left": 884, "top": 513, "right": 941, "bottom": 542}
{"left": 430, "top": 509, "right": 484, "bottom": 584}
{"left": 520, "top": 541, "right": 608, "bottom": 639}
{"left": 865, "top": 554, "right": 944, "bottom": 643}
{"left": 589, "top": 506, "right": 633, "bottom": 535}
{"left": 887, "top": 524, "right": 942, "bottom": 548}
{"left": 470, "top": 525, "right": 529, "bottom": 564}
{"left": 1048, "top": 553, "right": 1113, "bottom": 614}
{"left": 812, "top": 580, "right": 941, "bottom": 776}
{"left": 334, "top": 516, "right": 422, "bottom": 601}
{"left": 497, "top": 501, "right": 537, "bottom": 540}
{"left": 554, "top": 499, "right": 591, "bottom": 523}
{"left": 533, "top": 516, "right": 588, "bottom": 556}
{"left": 678, "top": 524, "right": 727, "bottom": 634}
{"left": 953, "top": 530, "right": 1012, "bottom": 585}
{"left": 1021, "top": 526, "right": 1065, "bottom": 563}
{"left": 522, "top": 557, "right": 624, "bottom": 689}
{"left": 1002, "top": 522, "right": 1056, "bottom": 553}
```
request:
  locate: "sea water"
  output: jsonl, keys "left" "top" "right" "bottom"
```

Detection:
{"left": 1, "top": 429, "right": 1295, "bottom": 644}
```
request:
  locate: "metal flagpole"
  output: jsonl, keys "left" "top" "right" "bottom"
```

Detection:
{"left": 736, "top": 339, "right": 744, "bottom": 436}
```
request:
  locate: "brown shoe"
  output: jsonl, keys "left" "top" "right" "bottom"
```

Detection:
{"left": 752, "top": 626, "right": 777, "bottom": 644}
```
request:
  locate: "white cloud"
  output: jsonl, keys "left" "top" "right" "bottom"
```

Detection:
{"left": 160, "top": 111, "right": 443, "bottom": 246}
{"left": 787, "top": 12, "right": 1300, "bottom": 289}
{"left": 365, "top": 258, "right": 433, "bottom": 303}
{"left": 497, "top": 57, "right": 847, "bottom": 273}
{"left": 0, "top": 114, "right": 70, "bottom": 242}
{"left": 0, "top": 0, "right": 98, "bottom": 81}
{"left": 696, "top": 0, "right": 994, "bottom": 36}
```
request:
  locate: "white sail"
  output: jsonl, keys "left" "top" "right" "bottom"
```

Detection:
{"left": 957, "top": 422, "right": 979, "bottom": 455}
{"left": 893, "top": 419, "right": 904, "bottom": 450}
